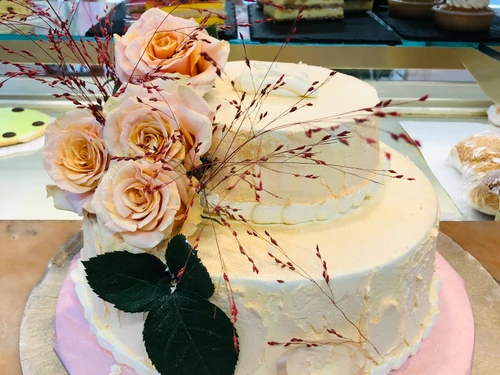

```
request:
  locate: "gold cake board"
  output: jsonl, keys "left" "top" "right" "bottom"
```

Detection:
{"left": 18, "top": 232, "right": 500, "bottom": 375}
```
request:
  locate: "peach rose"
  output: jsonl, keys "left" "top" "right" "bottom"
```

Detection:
{"left": 90, "top": 160, "right": 202, "bottom": 249}
{"left": 114, "top": 8, "right": 230, "bottom": 95}
{"left": 103, "top": 79, "right": 213, "bottom": 171}
{"left": 43, "top": 109, "right": 109, "bottom": 214}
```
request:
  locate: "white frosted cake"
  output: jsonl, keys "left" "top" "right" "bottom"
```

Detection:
{"left": 70, "top": 61, "right": 441, "bottom": 375}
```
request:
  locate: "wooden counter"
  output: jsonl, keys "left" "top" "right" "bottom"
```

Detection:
{"left": 0, "top": 220, "right": 499, "bottom": 375}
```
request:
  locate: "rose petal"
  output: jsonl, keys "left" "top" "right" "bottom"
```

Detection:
{"left": 113, "top": 8, "right": 229, "bottom": 94}
{"left": 43, "top": 109, "right": 108, "bottom": 194}
{"left": 91, "top": 160, "right": 197, "bottom": 249}
{"left": 113, "top": 178, "right": 138, "bottom": 218}
{"left": 172, "top": 103, "right": 212, "bottom": 169}
{"left": 121, "top": 228, "right": 166, "bottom": 250}
{"left": 46, "top": 185, "right": 93, "bottom": 216}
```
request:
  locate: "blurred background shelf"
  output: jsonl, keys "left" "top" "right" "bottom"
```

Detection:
{"left": 0, "top": 1, "right": 499, "bottom": 221}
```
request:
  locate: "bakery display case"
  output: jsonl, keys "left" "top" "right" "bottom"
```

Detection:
{"left": 1, "top": 1, "right": 499, "bottom": 221}
{"left": 1, "top": 3, "right": 500, "bottom": 375}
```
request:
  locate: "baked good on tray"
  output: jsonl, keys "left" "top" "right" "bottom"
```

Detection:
{"left": 127, "top": 0, "right": 226, "bottom": 24}
{"left": 488, "top": 104, "right": 500, "bottom": 127}
{"left": 449, "top": 132, "right": 500, "bottom": 175}
{"left": 157, "top": 0, "right": 226, "bottom": 25}
{"left": 467, "top": 170, "right": 500, "bottom": 216}
{"left": 261, "top": 0, "right": 375, "bottom": 21}
{"left": 388, "top": 0, "right": 442, "bottom": 19}
{"left": 450, "top": 132, "right": 500, "bottom": 216}
{"left": 0, "top": 107, "right": 50, "bottom": 147}
{"left": 344, "top": 0, "right": 374, "bottom": 12}
{"left": 433, "top": 0, "right": 495, "bottom": 32}
{"left": 262, "top": 0, "right": 344, "bottom": 21}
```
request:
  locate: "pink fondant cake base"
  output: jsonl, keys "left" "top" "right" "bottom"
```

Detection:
{"left": 53, "top": 253, "right": 474, "bottom": 375}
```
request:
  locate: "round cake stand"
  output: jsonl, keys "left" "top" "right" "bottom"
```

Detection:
{"left": 19, "top": 233, "right": 500, "bottom": 375}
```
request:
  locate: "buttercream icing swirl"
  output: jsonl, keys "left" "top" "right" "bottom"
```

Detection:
{"left": 234, "top": 62, "right": 319, "bottom": 98}
{"left": 446, "top": 0, "right": 489, "bottom": 9}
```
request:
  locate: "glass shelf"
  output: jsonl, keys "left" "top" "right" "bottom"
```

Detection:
{"left": 1, "top": 2, "right": 499, "bottom": 47}
{"left": 1, "top": 1, "right": 499, "bottom": 101}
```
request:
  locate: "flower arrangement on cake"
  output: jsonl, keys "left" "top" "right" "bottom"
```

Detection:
{"left": 0, "top": 3, "right": 466, "bottom": 375}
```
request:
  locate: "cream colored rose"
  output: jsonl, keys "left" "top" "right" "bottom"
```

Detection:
{"left": 90, "top": 160, "right": 202, "bottom": 249}
{"left": 43, "top": 109, "right": 109, "bottom": 214}
{"left": 104, "top": 80, "right": 213, "bottom": 171}
{"left": 114, "top": 8, "right": 230, "bottom": 95}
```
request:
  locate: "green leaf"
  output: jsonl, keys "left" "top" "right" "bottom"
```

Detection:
{"left": 166, "top": 235, "right": 214, "bottom": 299}
{"left": 144, "top": 291, "right": 238, "bottom": 375}
{"left": 83, "top": 251, "right": 172, "bottom": 313}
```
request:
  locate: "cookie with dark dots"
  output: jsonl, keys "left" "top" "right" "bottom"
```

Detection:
{"left": 0, "top": 107, "right": 51, "bottom": 147}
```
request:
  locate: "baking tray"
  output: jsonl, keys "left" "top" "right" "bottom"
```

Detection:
{"left": 248, "top": 4, "right": 402, "bottom": 45}
{"left": 374, "top": 11, "right": 500, "bottom": 42}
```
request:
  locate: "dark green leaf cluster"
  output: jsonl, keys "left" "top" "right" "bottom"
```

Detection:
{"left": 83, "top": 234, "right": 238, "bottom": 375}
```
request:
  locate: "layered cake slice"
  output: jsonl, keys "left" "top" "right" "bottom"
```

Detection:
{"left": 155, "top": 0, "right": 226, "bottom": 25}
{"left": 343, "top": 0, "right": 374, "bottom": 12}
{"left": 127, "top": 0, "right": 226, "bottom": 24}
{"left": 262, "top": 0, "right": 344, "bottom": 21}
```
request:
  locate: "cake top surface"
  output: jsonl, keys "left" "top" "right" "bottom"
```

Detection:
{"left": 206, "top": 61, "right": 380, "bottom": 134}
{"left": 196, "top": 145, "right": 439, "bottom": 282}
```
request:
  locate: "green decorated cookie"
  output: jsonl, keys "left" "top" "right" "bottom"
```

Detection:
{"left": 0, "top": 107, "right": 51, "bottom": 147}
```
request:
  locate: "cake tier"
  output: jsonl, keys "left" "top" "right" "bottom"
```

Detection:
{"left": 204, "top": 61, "right": 380, "bottom": 224}
{"left": 74, "top": 145, "right": 440, "bottom": 375}
{"left": 57, "top": 252, "right": 475, "bottom": 375}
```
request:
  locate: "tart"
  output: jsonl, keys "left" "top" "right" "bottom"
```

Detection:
{"left": 389, "top": 0, "right": 442, "bottom": 19}
{"left": 433, "top": 3, "right": 494, "bottom": 31}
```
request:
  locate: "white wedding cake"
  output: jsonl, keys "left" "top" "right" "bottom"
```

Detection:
{"left": 71, "top": 61, "right": 440, "bottom": 375}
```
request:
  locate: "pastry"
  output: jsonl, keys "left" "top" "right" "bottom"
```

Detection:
{"left": 433, "top": 0, "right": 494, "bottom": 32}
{"left": 487, "top": 104, "right": 500, "bottom": 127}
{"left": 127, "top": 0, "right": 226, "bottom": 25}
{"left": 449, "top": 133, "right": 500, "bottom": 175}
{"left": 263, "top": 0, "right": 344, "bottom": 21}
{"left": 0, "top": 107, "right": 50, "bottom": 147}
{"left": 155, "top": 0, "right": 226, "bottom": 25}
{"left": 343, "top": 0, "right": 374, "bottom": 12}
{"left": 389, "top": 0, "right": 442, "bottom": 19}
{"left": 468, "top": 170, "right": 500, "bottom": 216}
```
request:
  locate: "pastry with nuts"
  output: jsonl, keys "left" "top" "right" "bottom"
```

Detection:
{"left": 450, "top": 133, "right": 500, "bottom": 175}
